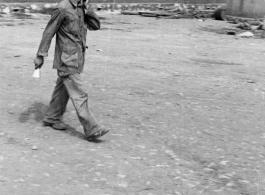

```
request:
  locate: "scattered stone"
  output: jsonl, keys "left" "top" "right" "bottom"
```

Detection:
{"left": 149, "top": 152, "right": 157, "bottom": 155}
{"left": 207, "top": 162, "right": 216, "bottom": 168}
{"left": 220, "top": 160, "right": 229, "bottom": 166}
{"left": 187, "top": 183, "right": 196, "bottom": 188}
{"left": 95, "top": 172, "right": 101, "bottom": 176}
{"left": 44, "top": 173, "right": 50, "bottom": 177}
{"left": 2, "top": 7, "right": 11, "bottom": 14}
{"left": 214, "top": 188, "right": 224, "bottom": 192}
{"left": 240, "top": 180, "right": 250, "bottom": 184}
{"left": 92, "top": 178, "right": 99, "bottom": 181}
{"left": 247, "top": 80, "right": 256, "bottom": 83}
{"left": 44, "top": 4, "right": 52, "bottom": 9}
{"left": 218, "top": 174, "right": 230, "bottom": 180}
{"left": 130, "top": 157, "right": 142, "bottom": 160}
{"left": 203, "top": 168, "right": 215, "bottom": 172}
{"left": 30, "top": 4, "right": 38, "bottom": 10}
{"left": 136, "top": 145, "right": 146, "bottom": 149}
{"left": 110, "top": 133, "right": 123, "bottom": 136}
{"left": 226, "top": 182, "right": 236, "bottom": 187}
{"left": 14, "top": 178, "right": 25, "bottom": 183}
{"left": 156, "top": 164, "right": 169, "bottom": 167}
{"left": 103, "top": 155, "right": 113, "bottom": 158}
{"left": 117, "top": 174, "right": 126, "bottom": 178}
{"left": 32, "top": 146, "right": 38, "bottom": 150}
{"left": 118, "top": 182, "right": 128, "bottom": 188}
{"left": 174, "top": 191, "right": 182, "bottom": 195}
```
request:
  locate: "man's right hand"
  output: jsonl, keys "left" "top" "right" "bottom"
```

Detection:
{"left": 34, "top": 56, "right": 44, "bottom": 69}
{"left": 84, "top": 0, "right": 90, "bottom": 10}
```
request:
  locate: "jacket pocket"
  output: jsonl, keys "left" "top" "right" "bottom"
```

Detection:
{"left": 61, "top": 50, "right": 79, "bottom": 68}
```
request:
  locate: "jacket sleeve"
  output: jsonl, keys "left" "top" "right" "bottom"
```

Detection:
{"left": 85, "top": 7, "right": 100, "bottom": 31}
{"left": 37, "top": 8, "right": 64, "bottom": 57}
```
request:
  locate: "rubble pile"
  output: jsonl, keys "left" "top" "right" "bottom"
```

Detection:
{"left": 0, "top": 3, "right": 220, "bottom": 20}
{"left": 0, "top": 4, "right": 58, "bottom": 15}
{"left": 235, "top": 21, "right": 264, "bottom": 31}
{"left": 121, "top": 4, "right": 219, "bottom": 19}
{"left": 222, "top": 16, "right": 265, "bottom": 37}
{"left": 202, "top": 16, "right": 265, "bottom": 39}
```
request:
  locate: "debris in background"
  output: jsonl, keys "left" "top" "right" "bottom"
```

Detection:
{"left": 237, "top": 22, "right": 252, "bottom": 30}
{"left": 213, "top": 5, "right": 226, "bottom": 20}
{"left": 236, "top": 21, "right": 263, "bottom": 31}
{"left": 120, "top": 11, "right": 139, "bottom": 15}
{"left": 237, "top": 31, "right": 254, "bottom": 38}
{"left": 225, "top": 30, "right": 236, "bottom": 35}
{"left": 2, "top": 6, "right": 10, "bottom": 14}
{"left": 30, "top": 4, "right": 38, "bottom": 10}
{"left": 122, "top": 4, "right": 218, "bottom": 20}
{"left": 0, "top": 3, "right": 221, "bottom": 20}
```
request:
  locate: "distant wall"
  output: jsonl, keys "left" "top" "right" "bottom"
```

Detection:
{"left": 0, "top": 0, "right": 226, "bottom": 4}
{"left": 227, "top": 0, "right": 265, "bottom": 18}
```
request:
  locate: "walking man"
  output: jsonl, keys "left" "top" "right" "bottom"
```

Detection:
{"left": 34, "top": 0, "right": 109, "bottom": 141}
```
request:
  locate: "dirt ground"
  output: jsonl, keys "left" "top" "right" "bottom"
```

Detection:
{"left": 0, "top": 12, "right": 265, "bottom": 195}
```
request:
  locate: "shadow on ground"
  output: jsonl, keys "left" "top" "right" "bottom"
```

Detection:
{"left": 19, "top": 102, "right": 48, "bottom": 123}
{"left": 19, "top": 102, "right": 105, "bottom": 143}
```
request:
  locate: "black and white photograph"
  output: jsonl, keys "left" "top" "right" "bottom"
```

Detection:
{"left": 0, "top": 0, "right": 264, "bottom": 194}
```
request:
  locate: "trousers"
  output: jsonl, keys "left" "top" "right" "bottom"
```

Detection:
{"left": 43, "top": 73, "right": 99, "bottom": 133}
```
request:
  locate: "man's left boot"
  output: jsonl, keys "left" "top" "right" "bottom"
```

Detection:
{"left": 43, "top": 121, "right": 68, "bottom": 130}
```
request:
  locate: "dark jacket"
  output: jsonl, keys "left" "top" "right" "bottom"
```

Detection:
{"left": 37, "top": 0, "right": 100, "bottom": 74}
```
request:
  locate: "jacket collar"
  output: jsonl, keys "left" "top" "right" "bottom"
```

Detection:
{"left": 69, "top": 0, "right": 83, "bottom": 7}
